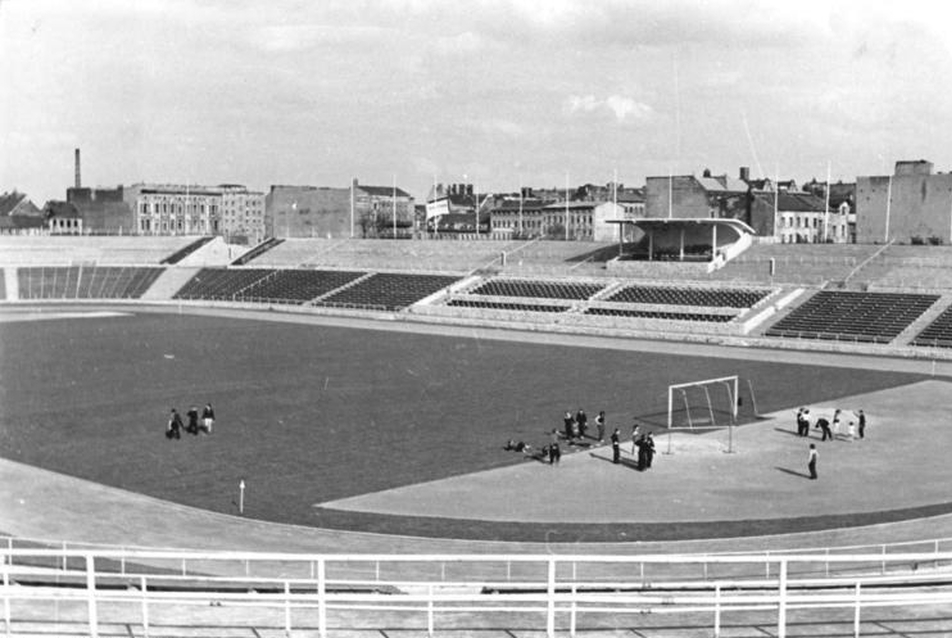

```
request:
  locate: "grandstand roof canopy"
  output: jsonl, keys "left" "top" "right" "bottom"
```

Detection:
{"left": 607, "top": 217, "right": 755, "bottom": 235}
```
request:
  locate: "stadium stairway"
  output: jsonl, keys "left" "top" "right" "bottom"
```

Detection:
{"left": 895, "top": 294, "right": 952, "bottom": 345}
{"left": 139, "top": 267, "right": 200, "bottom": 301}
{"left": 174, "top": 237, "right": 235, "bottom": 267}
{"left": 305, "top": 272, "right": 375, "bottom": 304}
{"left": 3, "top": 267, "right": 17, "bottom": 301}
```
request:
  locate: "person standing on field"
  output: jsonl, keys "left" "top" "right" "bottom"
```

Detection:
{"left": 808, "top": 444, "right": 818, "bottom": 479}
{"left": 611, "top": 428, "right": 621, "bottom": 464}
{"left": 595, "top": 411, "right": 606, "bottom": 442}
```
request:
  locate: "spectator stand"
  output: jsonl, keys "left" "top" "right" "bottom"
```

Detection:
{"left": 764, "top": 290, "right": 940, "bottom": 344}
{"left": 910, "top": 296, "right": 952, "bottom": 349}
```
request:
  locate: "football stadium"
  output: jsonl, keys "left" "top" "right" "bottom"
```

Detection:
{"left": 3, "top": 235, "right": 952, "bottom": 636}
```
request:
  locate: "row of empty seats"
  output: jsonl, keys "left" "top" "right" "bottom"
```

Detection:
{"left": 173, "top": 268, "right": 276, "bottom": 300}
{"left": 607, "top": 284, "right": 770, "bottom": 308}
{"left": 586, "top": 307, "right": 736, "bottom": 322}
{"left": 913, "top": 305, "right": 952, "bottom": 348}
{"left": 470, "top": 278, "right": 605, "bottom": 300}
{"left": 446, "top": 299, "right": 569, "bottom": 313}
{"left": 766, "top": 291, "right": 939, "bottom": 342}
{"left": 316, "top": 273, "right": 460, "bottom": 311}
{"left": 17, "top": 266, "right": 164, "bottom": 300}
{"left": 174, "top": 268, "right": 460, "bottom": 310}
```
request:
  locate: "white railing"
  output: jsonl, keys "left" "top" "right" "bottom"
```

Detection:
{"left": 4, "top": 547, "right": 952, "bottom": 637}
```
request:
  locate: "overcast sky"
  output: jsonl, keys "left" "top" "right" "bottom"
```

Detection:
{"left": 2, "top": 0, "right": 952, "bottom": 205}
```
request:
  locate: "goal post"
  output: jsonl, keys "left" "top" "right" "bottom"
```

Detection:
{"left": 667, "top": 375, "right": 739, "bottom": 431}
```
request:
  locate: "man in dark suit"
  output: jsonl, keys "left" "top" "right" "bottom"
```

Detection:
{"left": 610, "top": 428, "right": 621, "bottom": 464}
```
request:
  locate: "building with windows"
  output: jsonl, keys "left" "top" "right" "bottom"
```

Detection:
{"left": 124, "top": 183, "right": 264, "bottom": 239}
{"left": 352, "top": 179, "right": 415, "bottom": 238}
{"left": 749, "top": 191, "right": 840, "bottom": 244}
{"left": 127, "top": 184, "right": 222, "bottom": 236}
{"left": 219, "top": 185, "right": 266, "bottom": 244}
{"left": 490, "top": 199, "right": 624, "bottom": 241}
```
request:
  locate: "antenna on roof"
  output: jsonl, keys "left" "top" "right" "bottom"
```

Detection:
{"left": 741, "top": 109, "right": 766, "bottom": 180}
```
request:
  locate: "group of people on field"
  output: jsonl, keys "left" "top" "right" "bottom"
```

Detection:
{"left": 505, "top": 409, "right": 657, "bottom": 471}
{"left": 797, "top": 407, "right": 868, "bottom": 480}
{"left": 795, "top": 407, "right": 866, "bottom": 442}
{"left": 166, "top": 403, "right": 216, "bottom": 439}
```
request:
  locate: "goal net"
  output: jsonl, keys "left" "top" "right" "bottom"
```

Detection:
{"left": 667, "top": 375, "right": 740, "bottom": 431}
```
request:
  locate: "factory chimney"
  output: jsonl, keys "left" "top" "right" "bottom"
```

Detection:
{"left": 74, "top": 149, "right": 82, "bottom": 188}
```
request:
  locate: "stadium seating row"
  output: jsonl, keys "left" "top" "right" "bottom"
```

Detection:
{"left": 315, "top": 273, "right": 461, "bottom": 311}
{"left": 172, "top": 268, "right": 460, "bottom": 311}
{"left": 765, "top": 290, "right": 939, "bottom": 342}
{"left": 585, "top": 307, "right": 736, "bottom": 322}
{"left": 447, "top": 299, "right": 569, "bottom": 313}
{"left": 17, "top": 266, "right": 164, "bottom": 300}
{"left": 173, "top": 268, "right": 276, "bottom": 300}
{"left": 912, "top": 305, "right": 952, "bottom": 348}
{"left": 607, "top": 284, "right": 770, "bottom": 308}
{"left": 470, "top": 278, "right": 606, "bottom": 300}
{"left": 160, "top": 237, "right": 214, "bottom": 265}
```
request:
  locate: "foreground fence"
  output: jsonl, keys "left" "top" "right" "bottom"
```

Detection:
{"left": 4, "top": 547, "right": 952, "bottom": 637}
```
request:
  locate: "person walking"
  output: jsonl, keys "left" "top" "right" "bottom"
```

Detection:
{"left": 201, "top": 402, "right": 215, "bottom": 434}
{"left": 808, "top": 443, "right": 818, "bottom": 479}
{"left": 611, "top": 428, "right": 621, "bottom": 464}
{"left": 186, "top": 405, "right": 200, "bottom": 435}
{"left": 548, "top": 429, "right": 561, "bottom": 465}
{"left": 595, "top": 411, "right": 606, "bottom": 442}
{"left": 166, "top": 409, "right": 182, "bottom": 440}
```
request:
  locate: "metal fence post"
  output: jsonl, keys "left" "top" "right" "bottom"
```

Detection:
{"left": 85, "top": 554, "right": 99, "bottom": 638}
{"left": 547, "top": 558, "right": 556, "bottom": 638}
{"left": 284, "top": 581, "right": 291, "bottom": 637}
{"left": 3, "top": 562, "right": 11, "bottom": 638}
{"left": 317, "top": 558, "right": 326, "bottom": 638}
{"left": 713, "top": 583, "right": 721, "bottom": 638}
{"left": 853, "top": 582, "right": 861, "bottom": 638}
{"left": 570, "top": 583, "right": 577, "bottom": 637}
{"left": 777, "top": 559, "right": 787, "bottom": 638}
{"left": 427, "top": 584, "right": 434, "bottom": 637}
{"left": 140, "top": 575, "right": 149, "bottom": 638}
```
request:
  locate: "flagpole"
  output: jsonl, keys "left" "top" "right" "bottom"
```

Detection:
{"left": 823, "top": 161, "right": 832, "bottom": 243}
{"left": 565, "top": 172, "right": 570, "bottom": 240}
{"left": 518, "top": 175, "right": 524, "bottom": 238}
